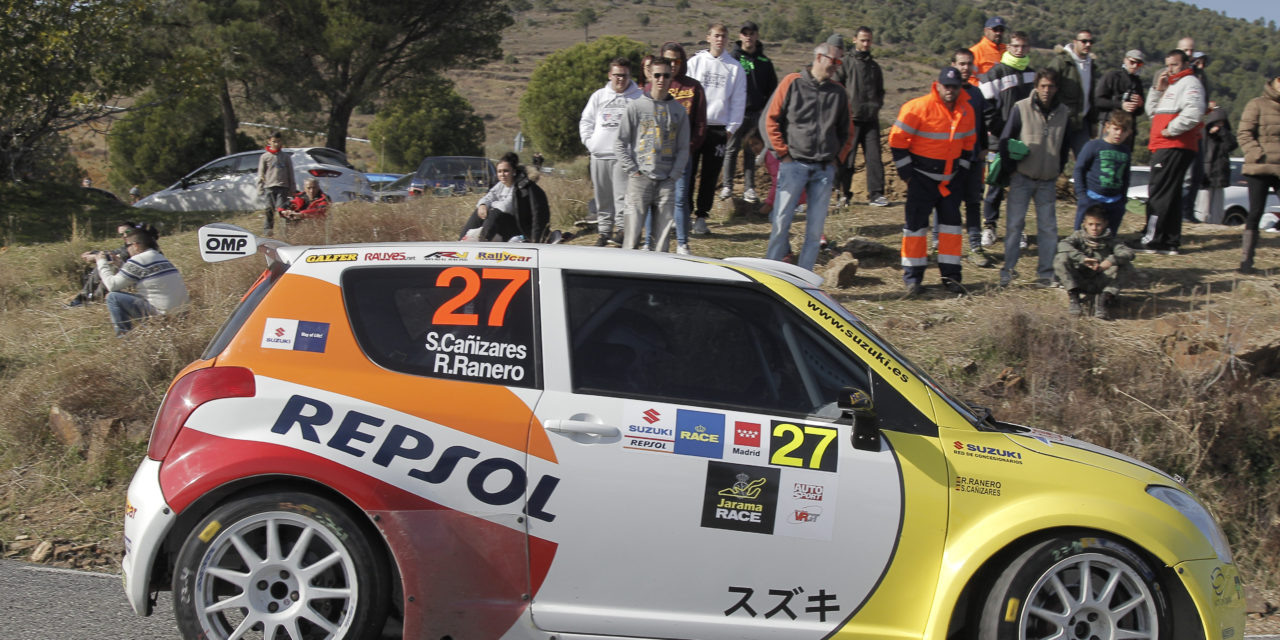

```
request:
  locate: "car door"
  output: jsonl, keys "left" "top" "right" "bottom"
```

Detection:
{"left": 527, "top": 270, "right": 917, "bottom": 639}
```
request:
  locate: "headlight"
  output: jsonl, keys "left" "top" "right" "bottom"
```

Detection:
{"left": 1147, "top": 485, "right": 1234, "bottom": 564}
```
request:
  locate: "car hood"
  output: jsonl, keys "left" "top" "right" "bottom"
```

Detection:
{"left": 1002, "top": 424, "right": 1181, "bottom": 486}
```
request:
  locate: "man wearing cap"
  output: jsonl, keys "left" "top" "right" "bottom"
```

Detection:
{"left": 763, "top": 41, "right": 853, "bottom": 272}
{"left": 998, "top": 68, "right": 1073, "bottom": 287}
{"left": 1094, "top": 50, "right": 1146, "bottom": 151}
{"left": 720, "top": 21, "right": 777, "bottom": 206}
{"left": 969, "top": 17, "right": 1008, "bottom": 85}
{"left": 890, "top": 67, "right": 978, "bottom": 295}
{"left": 833, "top": 26, "right": 887, "bottom": 207}
{"left": 1046, "top": 28, "right": 1099, "bottom": 157}
{"left": 686, "top": 22, "right": 748, "bottom": 235}
{"left": 1140, "top": 49, "right": 1205, "bottom": 255}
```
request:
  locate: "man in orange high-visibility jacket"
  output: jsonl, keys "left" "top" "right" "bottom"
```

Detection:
{"left": 968, "top": 16, "right": 1008, "bottom": 86}
{"left": 890, "top": 67, "right": 978, "bottom": 296}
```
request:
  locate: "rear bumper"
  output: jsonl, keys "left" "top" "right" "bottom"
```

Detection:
{"left": 122, "top": 458, "right": 175, "bottom": 616}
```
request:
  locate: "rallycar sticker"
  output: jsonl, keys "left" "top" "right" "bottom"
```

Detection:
{"left": 261, "top": 318, "right": 330, "bottom": 353}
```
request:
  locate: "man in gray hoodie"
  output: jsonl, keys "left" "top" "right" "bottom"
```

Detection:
{"left": 615, "top": 59, "right": 691, "bottom": 252}
{"left": 580, "top": 58, "right": 644, "bottom": 246}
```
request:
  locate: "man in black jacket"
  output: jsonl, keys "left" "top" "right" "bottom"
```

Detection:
{"left": 720, "top": 21, "right": 777, "bottom": 204}
{"left": 1093, "top": 50, "right": 1146, "bottom": 151}
{"left": 834, "top": 26, "right": 887, "bottom": 207}
{"left": 977, "top": 31, "right": 1035, "bottom": 247}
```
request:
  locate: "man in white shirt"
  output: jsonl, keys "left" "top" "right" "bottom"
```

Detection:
{"left": 580, "top": 58, "right": 644, "bottom": 246}
{"left": 684, "top": 23, "right": 747, "bottom": 235}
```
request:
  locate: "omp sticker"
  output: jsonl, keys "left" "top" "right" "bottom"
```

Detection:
{"left": 675, "top": 410, "right": 725, "bottom": 458}
{"left": 701, "top": 461, "right": 779, "bottom": 535}
{"left": 262, "top": 318, "right": 330, "bottom": 353}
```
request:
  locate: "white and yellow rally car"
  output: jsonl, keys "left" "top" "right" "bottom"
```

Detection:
{"left": 122, "top": 224, "right": 1244, "bottom": 640}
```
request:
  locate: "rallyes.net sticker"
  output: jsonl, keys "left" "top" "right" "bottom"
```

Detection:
{"left": 262, "top": 318, "right": 330, "bottom": 353}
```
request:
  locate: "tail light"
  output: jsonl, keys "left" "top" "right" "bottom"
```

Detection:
{"left": 408, "top": 187, "right": 423, "bottom": 197}
{"left": 308, "top": 169, "right": 342, "bottom": 178}
{"left": 148, "top": 367, "right": 256, "bottom": 460}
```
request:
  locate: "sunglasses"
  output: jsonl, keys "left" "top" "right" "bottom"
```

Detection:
{"left": 820, "top": 53, "right": 843, "bottom": 64}
{"left": 652, "top": 72, "right": 673, "bottom": 79}
{"left": 990, "top": 26, "right": 1006, "bottom": 32}
{"left": 1077, "top": 38, "right": 1094, "bottom": 44}
{"left": 1127, "top": 59, "right": 1144, "bottom": 66}
{"left": 609, "top": 73, "right": 629, "bottom": 78}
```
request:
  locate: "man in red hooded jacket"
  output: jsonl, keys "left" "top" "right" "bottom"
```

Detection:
{"left": 1139, "top": 49, "right": 1205, "bottom": 255}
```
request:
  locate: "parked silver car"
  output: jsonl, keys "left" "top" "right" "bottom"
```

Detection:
{"left": 135, "top": 148, "right": 372, "bottom": 213}
{"left": 1127, "top": 158, "right": 1280, "bottom": 225}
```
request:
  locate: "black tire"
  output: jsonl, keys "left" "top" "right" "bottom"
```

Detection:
{"left": 172, "top": 492, "right": 389, "bottom": 640}
{"left": 1223, "top": 207, "right": 1248, "bottom": 226}
{"left": 978, "top": 533, "right": 1171, "bottom": 640}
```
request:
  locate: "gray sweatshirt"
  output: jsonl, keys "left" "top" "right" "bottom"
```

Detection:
{"left": 613, "top": 93, "right": 690, "bottom": 181}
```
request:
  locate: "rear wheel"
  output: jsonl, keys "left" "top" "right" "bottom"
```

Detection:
{"left": 172, "top": 492, "right": 389, "bottom": 639}
{"left": 1224, "top": 207, "right": 1248, "bottom": 226}
{"left": 978, "top": 534, "right": 1170, "bottom": 640}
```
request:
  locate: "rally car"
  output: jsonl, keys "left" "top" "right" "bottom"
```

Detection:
{"left": 122, "top": 224, "right": 1244, "bottom": 640}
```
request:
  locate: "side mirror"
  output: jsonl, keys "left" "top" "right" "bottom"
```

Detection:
{"left": 838, "top": 387, "right": 881, "bottom": 452}
{"left": 179, "top": 177, "right": 189, "bottom": 190}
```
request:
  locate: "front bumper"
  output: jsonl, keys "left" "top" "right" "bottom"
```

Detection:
{"left": 1174, "top": 558, "right": 1246, "bottom": 640}
{"left": 122, "top": 458, "right": 176, "bottom": 616}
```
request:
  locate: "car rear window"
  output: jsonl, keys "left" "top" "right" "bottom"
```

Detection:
{"left": 306, "top": 148, "right": 356, "bottom": 169}
{"left": 343, "top": 265, "right": 540, "bottom": 389}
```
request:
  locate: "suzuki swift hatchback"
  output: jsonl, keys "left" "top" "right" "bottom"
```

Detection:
{"left": 122, "top": 224, "right": 1244, "bottom": 640}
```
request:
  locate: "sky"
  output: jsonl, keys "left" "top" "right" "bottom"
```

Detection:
{"left": 1179, "top": 0, "right": 1280, "bottom": 26}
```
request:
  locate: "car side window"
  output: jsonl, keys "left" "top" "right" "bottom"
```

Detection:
{"left": 343, "top": 265, "right": 540, "bottom": 389}
{"left": 234, "top": 152, "right": 263, "bottom": 174}
{"left": 307, "top": 148, "right": 355, "bottom": 169}
{"left": 565, "top": 274, "right": 869, "bottom": 417}
{"left": 187, "top": 157, "right": 239, "bottom": 185}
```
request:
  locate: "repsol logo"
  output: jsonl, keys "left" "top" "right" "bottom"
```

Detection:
{"left": 271, "top": 394, "right": 558, "bottom": 522}
{"left": 305, "top": 253, "right": 358, "bottom": 263}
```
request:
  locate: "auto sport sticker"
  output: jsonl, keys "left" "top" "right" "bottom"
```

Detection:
{"left": 951, "top": 440, "right": 1024, "bottom": 464}
{"left": 261, "top": 318, "right": 330, "bottom": 353}
{"left": 700, "top": 461, "right": 838, "bottom": 540}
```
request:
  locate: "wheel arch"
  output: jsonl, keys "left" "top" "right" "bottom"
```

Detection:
{"left": 940, "top": 526, "right": 1200, "bottom": 639}
{"left": 150, "top": 473, "right": 403, "bottom": 622}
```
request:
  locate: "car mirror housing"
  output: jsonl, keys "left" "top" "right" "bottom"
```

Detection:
{"left": 839, "top": 387, "right": 881, "bottom": 451}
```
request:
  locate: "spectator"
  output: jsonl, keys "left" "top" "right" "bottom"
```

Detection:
{"left": 978, "top": 30, "right": 1035, "bottom": 248}
{"left": 579, "top": 57, "right": 643, "bottom": 247}
{"left": 458, "top": 153, "right": 549, "bottom": 243}
{"left": 256, "top": 131, "right": 295, "bottom": 237}
{"left": 1235, "top": 69, "right": 1280, "bottom": 274}
{"left": 282, "top": 178, "right": 330, "bottom": 221}
{"left": 615, "top": 58, "right": 690, "bottom": 252}
{"left": 1139, "top": 49, "right": 1204, "bottom": 255}
{"left": 833, "top": 26, "right": 888, "bottom": 208}
{"left": 763, "top": 42, "right": 852, "bottom": 272}
{"left": 1182, "top": 50, "right": 1212, "bottom": 222}
{"left": 1196, "top": 104, "right": 1237, "bottom": 223}
{"left": 952, "top": 48, "right": 994, "bottom": 268}
{"left": 1093, "top": 50, "right": 1145, "bottom": 151}
{"left": 129, "top": 185, "right": 142, "bottom": 203}
{"left": 720, "top": 21, "right": 777, "bottom": 206}
{"left": 86, "top": 228, "right": 189, "bottom": 336}
{"left": 890, "top": 67, "right": 978, "bottom": 295}
{"left": 686, "top": 23, "right": 747, "bottom": 235}
{"left": 1073, "top": 111, "right": 1134, "bottom": 236}
{"left": 998, "top": 68, "right": 1073, "bottom": 288}
{"left": 1047, "top": 29, "right": 1099, "bottom": 156}
{"left": 1054, "top": 205, "right": 1136, "bottom": 320}
{"left": 968, "top": 17, "right": 1008, "bottom": 84}
{"left": 659, "top": 42, "right": 708, "bottom": 255}
{"left": 69, "top": 221, "right": 158, "bottom": 307}
{"left": 532, "top": 152, "right": 545, "bottom": 172}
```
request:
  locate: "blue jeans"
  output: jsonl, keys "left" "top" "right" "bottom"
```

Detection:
{"left": 106, "top": 291, "right": 157, "bottom": 336}
{"left": 766, "top": 160, "right": 835, "bottom": 271}
{"left": 1002, "top": 173, "right": 1059, "bottom": 283}
{"left": 673, "top": 161, "right": 695, "bottom": 245}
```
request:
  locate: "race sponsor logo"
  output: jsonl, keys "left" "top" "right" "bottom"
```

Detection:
{"left": 734, "top": 421, "right": 761, "bottom": 447}
{"left": 261, "top": 318, "right": 330, "bottom": 353}
{"left": 793, "top": 482, "right": 824, "bottom": 501}
{"left": 364, "top": 251, "right": 411, "bottom": 261}
{"left": 701, "top": 461, "right": 779, "bottom": 535}
{"left": 803, "top": 299, "right": 909, "bottom": 383}
{"left": 202, "top": 232, "right": 250, "bottom": 256}
{"left": 954, "top": 475, "right": 1002, "bottom": 496}
{"left": 951, "top": 441, "right": 1024, "bottom": 464}
{"left": 305, "top": 253, "right": 358, "bottom": 263}
{"left": 787, "top": 505, "right": 822, "bottom": 524}
{"left": 270, "top": 393, "right": 559, "bottom": 522}
{"left": 1019, "top": 427, "right": 1065, "bottom": 446}
{"left": 675, "top": 410, "right": 725, "bottom": 458}
{"left": 423, "top": 251, "right": 468, "bottom": 261}
{"left": 642, "top": 408, "right": 661, "bottom": 424}
{"left": 769, "top": 421, "right": 838, "bottom": 472}
{"left": 476, "top": 251, "right": 533, "bottom": 263}
{"left": 125, "top": 500, "right": 137, "bottom": 519}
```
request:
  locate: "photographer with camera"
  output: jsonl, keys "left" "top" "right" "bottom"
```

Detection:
{"left": 69, "top": 221, "right": 159, "bottom": 307}
{"left": 1094, "top": 50, "right": 1146, "bottom": 151}
{"left": 80, "top": 227, "right": 187, "bottom": 336}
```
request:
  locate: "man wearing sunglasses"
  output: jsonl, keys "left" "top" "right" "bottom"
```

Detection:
{"left": 1048, "top": 29, "right": 1100, "bottom": 157}
{"left": 1094, "top": 50, "right": 1146, "bottom": 151}
{"left": 615, "top": 59, "right": 691, "bottom": 253}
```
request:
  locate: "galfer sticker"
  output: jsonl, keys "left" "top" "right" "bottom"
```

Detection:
{"left": 262, "top": 318, "right": 330, "bottom": 353}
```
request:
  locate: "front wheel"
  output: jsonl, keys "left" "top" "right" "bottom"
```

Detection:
{"left": 978, "top": 533, "right": 1170, "bottom": 640}
{"left": 172, "top": 492, "right": 389, "bottom": 640}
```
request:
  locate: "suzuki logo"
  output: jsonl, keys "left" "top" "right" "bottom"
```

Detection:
{"left": 275, "top": 327, "right": 286, "bottom": 337}
{"left": 642, "top": 408, "right": 660, "bottom": 424}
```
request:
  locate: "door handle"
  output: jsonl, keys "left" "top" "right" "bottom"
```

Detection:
{"left": 543, "top": 419, "right": 619, "bottom": 438}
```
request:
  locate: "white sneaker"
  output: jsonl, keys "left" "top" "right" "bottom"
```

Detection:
{"left": 676, "top": 243, "right": 691, "bottom": 255}
{"left": 1019, "top": 233, "right": 1028, "bottom": 249}
{"left": 981, "top": 227, "right": 996, "bottom": 247}
{"left": 743, "top": 188, "right": 759, "bottom": 203}
{"left": 869, "top": 195, "right": 889, "bottom": 207}
{"left": 718, "top": 186, "right": 732, "bottom": 200}
{"left": 693, "top": 217, "right": 710, "bottom": 235}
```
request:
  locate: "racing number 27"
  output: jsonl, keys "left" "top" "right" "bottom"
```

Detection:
{"left": 432, "top": 267, "right": 530, "bottom": 327}
{"left": 770, "top": 422, "right": 838, "bottom": 472}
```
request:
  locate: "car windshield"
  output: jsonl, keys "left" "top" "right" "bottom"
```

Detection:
{"left": 306, "top": 148, "right": 355, "bottom": 169}
{"left": 413, "top": 157, "right": 495, "bottom": 191}
{"left": 383, "top": 174, "right": 414, "bottom": 190}
{"left": 806, "top": 288, "right": 988, "bottom": 425}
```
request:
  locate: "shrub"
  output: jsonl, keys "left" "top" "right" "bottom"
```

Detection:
{"left": 367, "top": 75, "right": 486, "bottom": 173}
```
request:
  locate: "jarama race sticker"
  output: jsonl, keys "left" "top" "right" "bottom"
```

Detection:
{"left": 262, "top": 318, "right": 330, "bottom": 353}
{"left": 701, "top": 461, "right": 779, "bottom": 535}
